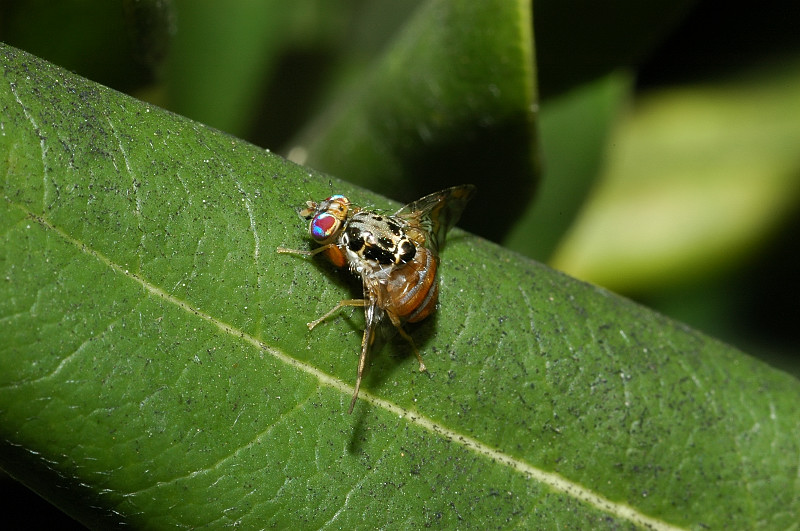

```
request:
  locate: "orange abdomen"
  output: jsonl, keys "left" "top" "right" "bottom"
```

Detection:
{"left": 384, "top": 246, "right": 439, "bottom": 323}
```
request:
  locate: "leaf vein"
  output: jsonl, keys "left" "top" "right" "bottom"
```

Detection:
{"left": 7, "top": 81, "right": 49, "bottom": 212}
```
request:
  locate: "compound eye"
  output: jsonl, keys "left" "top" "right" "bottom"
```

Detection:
{"left": 309, "top": 212, "right": 341, "bottom": 242}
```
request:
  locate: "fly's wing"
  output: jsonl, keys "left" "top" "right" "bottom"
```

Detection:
{"left": 393, "top": 185, "right": 476, "bottom": 252}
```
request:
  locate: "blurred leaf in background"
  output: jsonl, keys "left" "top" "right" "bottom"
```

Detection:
{"left": 288, "top": 0, "right": 538, "bottom": 242}
{"left": 543, "top": 1, "right": 800, "bottom": 375}
{"left": 0, "top": 0, "right": 173, "bottom": 91}
{"left": 552, "top": 60, "right": 800, "bottom": 292}
{"left": 516, "top": 0, "right": 800, "bottom": 375}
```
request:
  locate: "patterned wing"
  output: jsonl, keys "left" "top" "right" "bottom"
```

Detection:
{"left": 393, "top": 185, "right": 475, "bottom": 252}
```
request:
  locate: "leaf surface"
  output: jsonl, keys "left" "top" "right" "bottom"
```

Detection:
{"left": 2, "top": 44, "right": 799, "bottom": 529}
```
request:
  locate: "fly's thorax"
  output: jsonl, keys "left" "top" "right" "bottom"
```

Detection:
{"left": 340, "top": 212, "right": 417, "bottom": 269}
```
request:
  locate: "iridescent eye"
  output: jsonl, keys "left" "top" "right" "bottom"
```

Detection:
{"left": 310, "top": 212, "right": 340, "bottom": 242}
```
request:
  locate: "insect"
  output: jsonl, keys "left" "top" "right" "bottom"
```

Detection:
{"left": 277, "top": 185, "right": 475, "bottom": 413}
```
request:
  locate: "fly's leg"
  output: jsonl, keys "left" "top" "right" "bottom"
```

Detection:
{"left": 349, "top": 320, "right": 376, "bottom": 414}
{"left": 308, "top": 299, "right": 366, "bottom": 330}
{"left": 386, "top": 311, "right": 427, "bottom": 372}
{"left": 276, "top": 244, "right": 333, "bottom": 257}
{"left": 277, "top": 244, "right": 363, "bottom": 329}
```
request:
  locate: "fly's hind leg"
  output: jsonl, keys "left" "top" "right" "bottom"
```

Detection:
{"left": 308, "top": 299, "right": 367, "bottom": 330}
{"left": 386, "top": 311, "right": 427, "bottom": 372}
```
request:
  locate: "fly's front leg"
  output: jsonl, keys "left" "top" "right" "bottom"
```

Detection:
{"left": 276, "top": 243, "right": 333, "bottom": 257}
{"left": 386, "top": 311, "right": 427, "bottom": 372}
{"left": 308, "top": 299, "right": 367, "bottom": 330}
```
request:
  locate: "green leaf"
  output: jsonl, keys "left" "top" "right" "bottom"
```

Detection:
{"left": 504, "top": 71, "right": 632, "bottom": 261}
{"left": 165, "top": 0, "right": 296, "bottom": 136}
{"left": 164, "top": 1, "right": 423, "bottom": 140}
{"left": 293, "top": 0, "right": 538, "bottom": 241}
{"left": 0, "top": 0, "right": 172, "bottom": 93}
{"left": 2, "top": 44, "right": 800, "bottom": 529}
{"left": 551, "top": 58, "right": 800, "bottom": 292}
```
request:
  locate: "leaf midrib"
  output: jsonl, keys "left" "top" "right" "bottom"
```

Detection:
{"left": 16, "top": 201, "right": 683, "bottom": 531}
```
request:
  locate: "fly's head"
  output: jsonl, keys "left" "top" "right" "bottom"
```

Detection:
{"left": 300, "top": 194, "right": 351, "bottom": 245}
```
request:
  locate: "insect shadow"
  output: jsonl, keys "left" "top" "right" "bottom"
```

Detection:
{"left": 345, "top": 316, "right": 439, "bottom": 453}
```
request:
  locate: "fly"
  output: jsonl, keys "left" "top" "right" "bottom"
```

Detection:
{"left": 277, "top": 185, "right": 475, "bottom": 413}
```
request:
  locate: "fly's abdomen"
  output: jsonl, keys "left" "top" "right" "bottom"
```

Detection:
{"left": 385, "top": 246, "right": 439, "bottom": 323}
